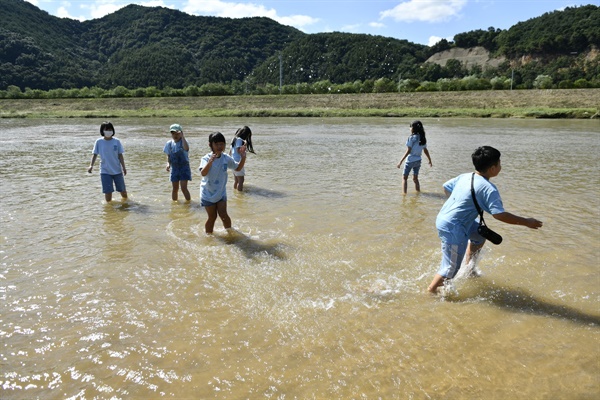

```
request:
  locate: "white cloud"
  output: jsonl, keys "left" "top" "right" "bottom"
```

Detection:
{"left": 428, "top": 35, "right": 452, "bottom": 46}
{"left": 369, "top": 22, "right": 385, "bottom": 29}
{"left": 380, "top": 0, "right": 467, "bottom": 23}
{"left": 84, "top": 2, "right": 128, "bottom": 19}
{"left": 183, "top": 0, "right": 319, "bottom": 28}
{"left": 79, "top": 1, "right": 173, "bottom": 20}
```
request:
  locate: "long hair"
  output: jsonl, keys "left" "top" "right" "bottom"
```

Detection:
{"left": 231, "top": 126, "right": 254, "bottom": 153}
{"left": 410, "top": 120, "right": 426, "bottom": 146}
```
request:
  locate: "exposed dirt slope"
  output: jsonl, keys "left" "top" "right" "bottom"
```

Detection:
{"left": 426, "top": 46, "right": 506, "bottom": 68}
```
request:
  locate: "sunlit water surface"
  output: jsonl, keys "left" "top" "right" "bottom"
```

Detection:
{"left": 1, "top": 117, "right": 598, "bottom": 399}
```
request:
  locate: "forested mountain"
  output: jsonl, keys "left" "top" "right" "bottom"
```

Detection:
{"left": 0, "top": 0, "right": 304, "bottom": 89}
{"left": 252, "top": 33, "right": 426, "bottom": 85}
{"left": 0, "top": 0, "right": 598, "bottom": 91}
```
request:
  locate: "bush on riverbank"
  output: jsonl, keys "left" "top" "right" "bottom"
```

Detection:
{"left": 1, "top": 76, "right": 599, "bottom": 100}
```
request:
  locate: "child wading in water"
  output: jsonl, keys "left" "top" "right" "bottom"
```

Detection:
{"left": 164, "top": 123, "right": 191, "bottom": 201}
{"left": 428, "top": 146, "right": 543, "bottom": 294}
{"left": 88, "top": 122, "right": 128, "bottom": 202}
{"left": 397, "top": 120, "right": 432, "bottom": 194}
{"left": 199, "top": 132, "right": 246, "bottom": 233}
{"left": 230, "top": 126, "right": 255, "bottom": 191}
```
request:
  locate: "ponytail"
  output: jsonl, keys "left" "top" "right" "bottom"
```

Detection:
{"left": 410, "top": 120, "right": 426, "bottom": 146}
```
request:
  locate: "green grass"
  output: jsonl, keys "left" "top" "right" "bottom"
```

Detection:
{"left": 1, "top": 89, "right": 598, "bottom": 119}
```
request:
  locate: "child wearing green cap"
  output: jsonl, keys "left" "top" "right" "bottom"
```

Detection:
{"left": 164, "top": 123, "right": 191, "bottom": 201}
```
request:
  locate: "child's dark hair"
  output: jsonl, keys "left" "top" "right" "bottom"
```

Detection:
{"left": 208, "top": 132, "right": 226, "bottom": 148}
{"left": 472, "top": 146, "right": 501, "bottom": 173}
{"left": 231, "top": 126, "right": 254, "bottom": 153}
{"left": 100, "top": 122, "right": 115, "bottom": 136}
{"left": 410, "top": 120, "right": 426, "bottom": 146}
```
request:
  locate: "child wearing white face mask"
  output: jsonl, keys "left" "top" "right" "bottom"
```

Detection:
{"left": 88, "top": 121, "right": 128, "bottom": 202}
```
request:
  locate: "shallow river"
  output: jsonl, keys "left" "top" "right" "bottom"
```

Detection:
{"left": 1, "top": 117, "right": 598, "bottom": 399}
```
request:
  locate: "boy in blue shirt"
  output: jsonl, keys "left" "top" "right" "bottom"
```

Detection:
{"left": 428, "top": 146, "right": 543, "bottom": 294}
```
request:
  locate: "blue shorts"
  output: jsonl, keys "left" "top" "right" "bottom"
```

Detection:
{"left": 201, "top": 195, "right": 226, "bottom": 207}
{"left": 170, "top": 164, "right": 192, "bottom": 182}
{"left": 101, "top": 173, "right": 126, "bottom": 193}
{"left": 437, "top": 221, "right": 485, "bottom": 278}
{"left": 403, "top": 160, "right": 421, "bottom": 176}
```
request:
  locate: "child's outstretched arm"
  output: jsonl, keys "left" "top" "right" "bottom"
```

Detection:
{"left": 396, "top": 147, "right": 411, "bottom": 168}
{"left": 166, "top": 155, "right": 171, "bottom": 172}
{"left": 492, "top": 212, "right": 543, "bottom": 229}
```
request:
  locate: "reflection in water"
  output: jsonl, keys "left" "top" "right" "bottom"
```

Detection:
{"left": 0, "top": 118, "right": 598, "bottom": 399}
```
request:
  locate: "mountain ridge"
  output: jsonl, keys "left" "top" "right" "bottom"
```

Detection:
{"left": 1, "top": 0, "right": 598, "bottom": 91}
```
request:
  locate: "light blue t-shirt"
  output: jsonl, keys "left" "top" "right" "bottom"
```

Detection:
{"left": 231, "top": 138, "right": 244, "bottom": 162}
{"left": 406, "top": 134, "right": 427, "bottom": 163}
{"left": 199, "top": 153, "right": 238, "bottom": 203}
{"left": 92, "top": 137, "right": 124, "bottom": 175}
{"left": 436, "top": 173, "right": 505, "bottom": 244}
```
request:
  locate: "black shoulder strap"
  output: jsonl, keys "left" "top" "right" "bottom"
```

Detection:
{"left": 471, "top": 173, "right": 486, "bottom": 223}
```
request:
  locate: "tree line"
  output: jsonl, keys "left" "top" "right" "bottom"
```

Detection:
{"left": 1, "top": 73, "right": 596, "bottom": 100}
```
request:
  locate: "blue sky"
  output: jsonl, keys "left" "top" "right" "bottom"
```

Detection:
{"left": 25, "top": 0, "right": 596, "bottom": 46}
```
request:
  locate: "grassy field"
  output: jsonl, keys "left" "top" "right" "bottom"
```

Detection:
{"left": 1, "top": 89, "right": 598, "bottom": 119}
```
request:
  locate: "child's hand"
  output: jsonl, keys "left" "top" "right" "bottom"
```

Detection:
{"left": 166, "top": 164, "right": 170, "bottom": 172}
{"left": 239, "top": 145, "right": 247, "bottom": 157}
{"left": 87, "top": 166, "right": 93, "bottom": 173}
{"left": 525, "top": 218, "right": 543, "bottom": 229}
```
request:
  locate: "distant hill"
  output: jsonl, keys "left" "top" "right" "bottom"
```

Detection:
{"left": 0, "top": 0, "right": 598, "bottom": 91}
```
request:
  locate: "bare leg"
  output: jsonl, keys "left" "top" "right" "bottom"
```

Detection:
{"left": 236, "top": 176, "right": 245, "bottom": 191}
{"left": 105, "top": 192, "right": 113, "bottom": 202}
{"left": 233, "top": 176, "right": 240, "bottom": 190}
{"left": 204, "top": 205, "right": 218, "bottom": 234}
{"left": 216, "top": 201, "right": 232, "bottom": 229}
{"left": 465, "top": 241, "right": 485, "bottom": 266}
{"left": 402, "top": 175, "right": 408, "bottom": 194}
{"left": 180, "top": 180, "right": 191, "bottom": 201}
{"left": 413, "top": 176, "right": 421, "bottom": 192}
{"left": 464, "top": 241, "right": 485, "bottom": 277}
{"left": 428, "top": 274, "right": 445, "bottom": 293}
{"left": 171, "top": 181, "right": 179, "bottom": 201}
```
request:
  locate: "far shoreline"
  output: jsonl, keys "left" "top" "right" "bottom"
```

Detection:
{"left": 1, "top": 89, "right": 598, "bottom": 119}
